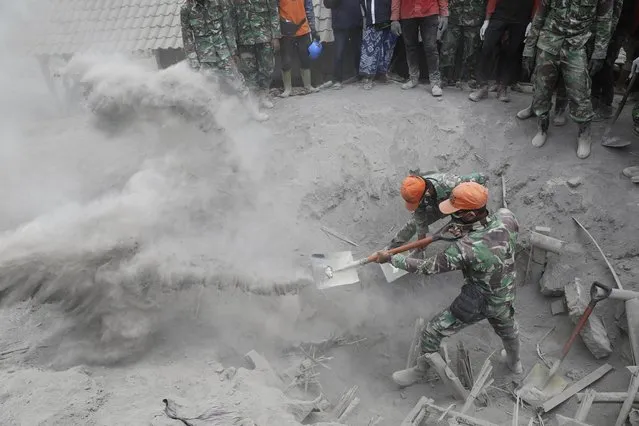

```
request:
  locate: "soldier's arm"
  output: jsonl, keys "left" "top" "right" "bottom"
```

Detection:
{"left": 592, "top": 0, "right": 614, "bottom": 60}
{"left": 269, "top": 0, "right": 281, "bottom": 38}
{"left": 180, "top": 8, "right": 199, "bottom": 67}
{"left": 458, "top": 172, "right": 488, "bottom": 186}
{"left": 391, "top": 243, "right": 463, "bottom": 275}
{"left": 523, "top": 0, "right": 549, "bottom": 57}
{"left": 221, "top": 1, "right": 238, "bottom": 55}
{"left": 389, "top": 218, "right": 417, "bottom": 249}
{"left": 305, "top": 0, "right": 317, "bottom": 33}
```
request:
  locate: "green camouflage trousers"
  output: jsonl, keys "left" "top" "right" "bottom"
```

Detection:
{"left": 420, "top": 301, "right": 518, "bottom": 354}
{"left": 633, "top": 102, "right": 639, "bottom": 128}
{"left": 201, "top": 58, "right": 249, "bottom": 97}
{"left": 440, "top": 23, "right": 481, "bottom": 81}
{"left": 238, "top": 43, "right": 275, "bottom": 91}
{"left": 532, "top": 47, "right": 594, "bottom": 123}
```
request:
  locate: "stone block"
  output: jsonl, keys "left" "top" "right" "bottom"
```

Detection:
{"left": 540, "top": 262, "right": 573, "bottom": 296}
{"left": 564, "top": 279, "right": 613, "bottom": 359}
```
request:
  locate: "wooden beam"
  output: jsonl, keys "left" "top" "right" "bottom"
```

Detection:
{"left": 574, "top": 389, "right": 596, "bottom": 422}
{"left": 614, "top": 367, "right": 639, "bottom": 426}
{"left": 577, "top": 392, "right": 639, "bottom": 403}
{"left": 422, "top": 397, "right": 500, "bottom": 426}
{"left": 424, "top": 352, "right": 469, "bottom": 401}
{"left": 406, "top": 317, "right": 424, "bottom": 369}
{"left": 626, "top": 298, "right": 639, "bottom": 365}
{"left": 542, "top": 364, "right": 614, "bottom": 413}
{"left": 400, "top": 396, "right": 428, "bottom": 426}
{"left": 555, "top": 414, "right": 593, "bottom": 426}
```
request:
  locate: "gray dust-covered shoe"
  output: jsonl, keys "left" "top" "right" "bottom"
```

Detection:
{"left": 402, "top": 78, "right": 419, "bottom": 90}
{"left": 497, "top": 85, "right": 510, "bottom": 102}
{"left": 623, "top": 166, "right": 639, "bottom": 178}
{"left": 431, "top": 84, "right": 443, "bottom": 97}
{"left": 532, "top": 116, "right": 549, "bottom": 147}
{"left": 500, "top": 338, "right": 523, "bottom": 375}
{"left": 469, "top": 86, "right": 488, "bottom": 102}
{"left": 517, "top": 104, "right": 534, "bottom": 120}
{"left": 392, "top": 356, "right": 429, "bottom": 387}
{"left": 577, "top": 122, "right": 592, "bottom": 159}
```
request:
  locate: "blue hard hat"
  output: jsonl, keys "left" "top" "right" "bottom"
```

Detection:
{"left": 308, "top": 40, "right": 323, "bottom": 60}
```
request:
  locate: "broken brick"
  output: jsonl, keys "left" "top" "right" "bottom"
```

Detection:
{"left": 539, "top": 262, "right": 573, "bottom": 297}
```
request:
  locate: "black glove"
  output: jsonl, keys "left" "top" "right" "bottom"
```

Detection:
{"left": 522, "top": 56, "right": 535, "bottom": 78}
{"left": 588, "top": 58, "right": 604, "bottom": 76}
{"left": 311, "top": 30, "right": 320, "bottom": 41}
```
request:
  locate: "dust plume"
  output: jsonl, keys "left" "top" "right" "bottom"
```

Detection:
{"left": 0, "top": 47, "right": 314, "bottom": 365}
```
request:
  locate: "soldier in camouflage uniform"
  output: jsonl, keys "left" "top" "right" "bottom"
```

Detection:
{"left": 389, "top": 170, "right": 488, "bottom": 251}
{"left": 375, "top": 182, "right": 521, "bottom": 387}
{"left": 440, "top": 0, "right": 486, "bottom": 86}
{"left": 180, "top": 0, "right": 246, "bottom": 95}
{"left": 523, "top": 0, "right": 613, "bottom": 159}
{"left": 234, "top": 0, "right": 281, "bottom": 110}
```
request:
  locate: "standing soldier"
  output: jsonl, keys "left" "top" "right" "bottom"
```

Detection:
{"left": 522, "top": 0, "right": 613, "bottom": 159}
{"left": 440, "top": 0, "right": 486, "bottom": 87}
{"left": 235, "top": 0, "right": 281, "bottom": 116}
{"left": 375, "top": 182, "right": 522, "bottom": 387}
{"left": 180, "top": 0, "right": 245, "bottom": 95}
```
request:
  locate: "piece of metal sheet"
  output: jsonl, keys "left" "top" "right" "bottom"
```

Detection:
{"left": 310, "top": 251, "right": 359, "bottom": 290}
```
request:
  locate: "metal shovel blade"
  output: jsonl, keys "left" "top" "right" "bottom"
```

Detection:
{"left": 517, "top": 363, "right": 569, "bottom": 407}
{"left": 379, "top": 262, "right": 409, "bottom": 283}
{"left": 310, "top": 251, "right": 360, "bottom": 290}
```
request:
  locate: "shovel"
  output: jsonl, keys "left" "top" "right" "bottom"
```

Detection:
{"left": 310, "top": 222, "right": 458, "bottom": 290}
{"left": 518, "top": 282, "right": 611, "bottom": 404}
{"left": 544, "top": 281, "right": 612, "bottom": 383}
{"left": 601, "top": 73, "right": 637, "bottom": 148}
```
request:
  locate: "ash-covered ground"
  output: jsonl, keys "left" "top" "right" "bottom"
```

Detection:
{"left": 0, "top": 33, "right": 638, "bottom": 426}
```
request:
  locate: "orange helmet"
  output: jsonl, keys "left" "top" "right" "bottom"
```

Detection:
{"left": 400, "top": 176, "right": 427, "bottom": 211}
{"left": 439, "top": 182, "right": 488, "bottom": 215}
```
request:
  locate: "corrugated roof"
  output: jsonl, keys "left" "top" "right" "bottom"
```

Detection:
{"left": 31, "top": 0, "right": 184, "bottom": 55}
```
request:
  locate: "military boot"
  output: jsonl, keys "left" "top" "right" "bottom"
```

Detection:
{"left": 392, "top": 355, "right": 430, "bottom": 387}
{"left": 500, "top": 338, "right": 523, "bottom": 374}
{"left": 577, "top": 121, "right": 592, "bottom": 159}
{"left": 516, "top": 104, "right": 534, "bottom": 120}
{"left": 532, "top": 115, "right": 549, "bottom": 147}
{"left": 497, "top": 85, "right": 510, "bottom": 102}
{"left": 469, "top": 85, "right": 488, "bottom": 102}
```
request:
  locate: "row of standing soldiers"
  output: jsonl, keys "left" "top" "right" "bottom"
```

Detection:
{"left": 180, "top": 0, "right": 318, "bottom": 120}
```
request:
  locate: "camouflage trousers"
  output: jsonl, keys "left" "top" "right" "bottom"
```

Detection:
{"left": 420, "top": 300, "right": 518, "bottom": 354}
{"left": 440, "top": 23, "right": 481, "bottom": 82}
{"left": 633, "top": 102, "right": 639, "bottom": 127}
{"left": 532, "top": 47, "right": 594, "bottom": 123}
{"left": 238, "top": 43, "right": 275, "bottom": 91}
{"left": 200, "top": 59, "right": 249, "bottom": 97}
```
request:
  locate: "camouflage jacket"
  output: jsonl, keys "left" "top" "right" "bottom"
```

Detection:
{"left": 390, "top": 172, "right": 488, "bottom": 247}
{"left": 449, "top": 0, "right": 487, "bottom": 27}
{"left": 523, "top": 0, "right": 614, "bottom": 60}
{"left": 181, "top": 0, "right": 238, "bottom": 66}
{"left": 391, "top": 208, "right": 519, "bottom": 306}
{"left": 234, "top": 0, "right": 281, "bottom": 45}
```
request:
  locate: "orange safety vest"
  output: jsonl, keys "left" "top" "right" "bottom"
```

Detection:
{"left": 279, "top": 0, "right": 311, "bottom": 37}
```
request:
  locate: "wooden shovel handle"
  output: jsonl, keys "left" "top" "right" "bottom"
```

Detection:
{"left": 364, "top": 235, "right": 437, "bottom": 263}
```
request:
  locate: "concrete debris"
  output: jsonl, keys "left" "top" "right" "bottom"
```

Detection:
{"left": 540, "top": 262, "right": 574, "bottom": 296}
{"left": 567, "top": 177, "right": 582, "bottom": 188}
{"left": 551, "top": 298, "right": 567, "bottom": 315}
{"left": 564, "top": 279, "right": 613, "bottom": 359}
{"left": 629, "top": 409, "right": 639, "bottom": 426}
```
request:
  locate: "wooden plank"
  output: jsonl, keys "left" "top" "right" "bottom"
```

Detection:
{"left": 614, "top": 367, "right": 639, "bottom": 426}
{"left": 626, "top": 298, "right": 639, "bottom": 365}
{"left": 577, "top": 392, "right": 639, "bottom": 403}
{"left": 422, "top": 398, "right": 500, "bottom": 426}
{"left": 406, "top": 317, "right": 424, "bottom": 369}
{"left": 574, "top": 389, "right": 596, "bottom": 422}
{"left": 400, "top": 396, "right": 428, "bottom": 426}
{"left": 555, "top": 414, "right": 593, "bottom": 426}
{"left": 542, "top": 364, "right": 614, "bottom": 413}
{"left": 425, "top": 352, "right": 469, "bottom": 401}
